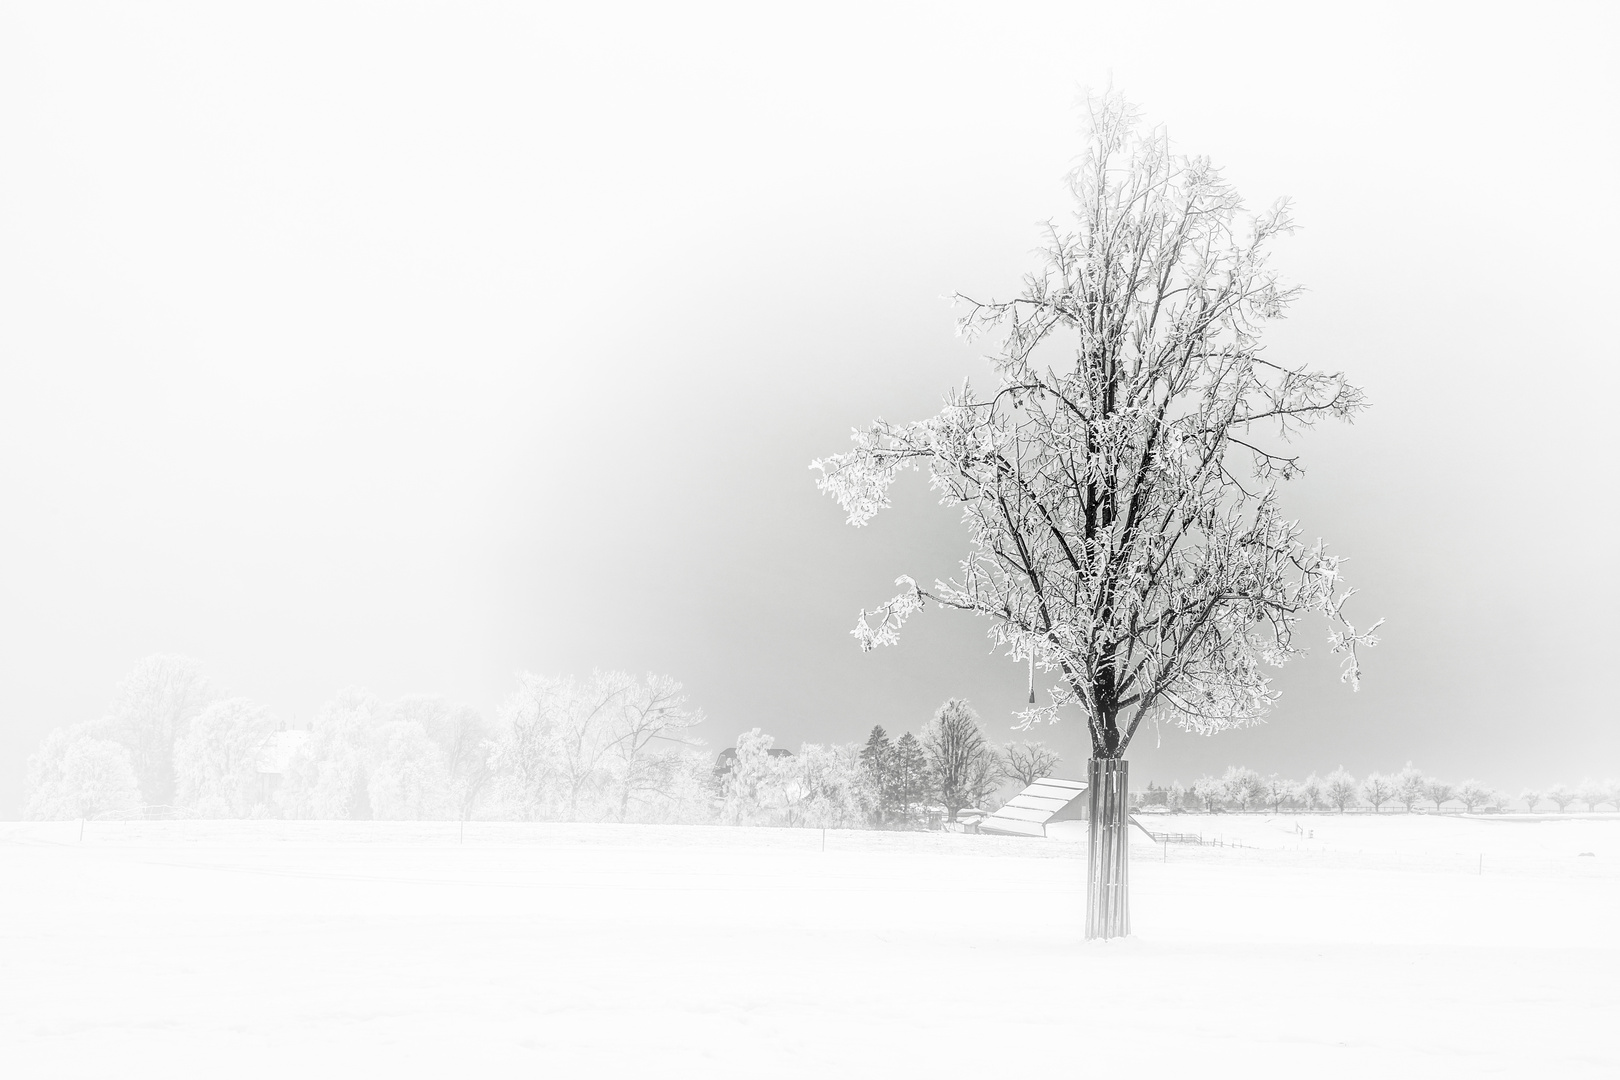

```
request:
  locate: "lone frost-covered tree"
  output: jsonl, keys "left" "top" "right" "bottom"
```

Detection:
{"left": 813, "top": 93, "right": 1377, "bottom": 937}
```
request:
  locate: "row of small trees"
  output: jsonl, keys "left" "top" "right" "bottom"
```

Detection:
{"left": 856, "top": 700, "right": 1059, "bottom": 826}
{"left": 1148, "top": 765, "right": 1620, "bottom": 814}
{"left": 24, "top": 657, "right": 1064, "bottom": 827}
{"left": 24, "top": 656, "right": 715, "bottom": 823}
{"left": 714, "top": 699, "right": 1059, "bottom": 830}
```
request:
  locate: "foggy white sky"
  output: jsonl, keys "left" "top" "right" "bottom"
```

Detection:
{"left": 2, "top": 1, "right": 1616, "bottom": 811}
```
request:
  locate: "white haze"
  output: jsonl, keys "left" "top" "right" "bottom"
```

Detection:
{"left": 1, "top": 2, "right": 1617, "bottom": 811}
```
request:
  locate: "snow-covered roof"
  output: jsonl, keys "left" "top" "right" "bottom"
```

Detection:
{"left": 979, "top": 777, "right": 1087, "bottom": 837}
{"left": 255, "top": 730, "right": 311, "bottom": 775}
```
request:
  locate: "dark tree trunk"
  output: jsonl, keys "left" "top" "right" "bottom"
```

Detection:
{"left": 1086, "top": 758, "right": 1130, "bottom": 940}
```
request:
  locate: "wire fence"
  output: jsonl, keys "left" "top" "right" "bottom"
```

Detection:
{"left": 1128, "top": 835, "right": 1614, "bottom": 879}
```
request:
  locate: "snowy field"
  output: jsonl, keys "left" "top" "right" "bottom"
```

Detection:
{"left": 2, "top": 816, "right": 1616, "bottom": 1079}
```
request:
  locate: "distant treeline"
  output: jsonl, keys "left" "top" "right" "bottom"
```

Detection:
{"left": 1143, "top": 765, "right": 1620, "bottom": 814}
{"left": 23, "top": 655, "right": 1061, "bottom": 828}
{"left": 35, "top": 658, "right": 1608, "bottom": 824}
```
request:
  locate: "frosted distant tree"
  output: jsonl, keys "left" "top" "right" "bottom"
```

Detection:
{"left": 1574, "top": 780, "right": 1606, "bottom": 812}
{"left": 99, "top": 654, "right": 215, "bottom": 807}
{"left": 721, "top": 728, "right": 779, "bottom": 825}
{"left": 1298, "top": 773, "right": 1325, "bottom": 811}
{"left": 23, "top": 728, "right": 77, "bottom": 819}
{"left": 1425, "top": 780, "right": 1457, "bottom": 812}
{"left": 488, "top": 673, "right": 562, "bottom": 819}
{"left": 812, "top": 92, "right": 1376, "bottom": 937}
{"left": 1606, "top": 780, "right": 1620, "bottom": 813}
{"left": 605, "top": 674, "right": 704, "bottom": 823}
{"left": 644, "top": 750, "right": 720, "bottom": 825}
{"left": 1191, "top": 774, "right": 1227, "bottom": 812}
{"left": 25, "top": 726, "right": 143, "bottom": 819}
{"left": 1519, "top": 789, "right": 1542, "bottom": 812}
{"left": 1359, "top": 773, "right": 1396, "bottom": 813}
{"left": 66, "top": 737, "right": 142, "bottom": 818}
{"left": 754, "top": 750, "right": 806, "bottom": 826}
{"left": 551, "top": 671, "right": 634, "bottom": 820}
{"left": 1001, "top": 740, "right": 1061, "bottom": 788}
{"left": 1221, "top": 766, "right": 1264, "bottom": 812}
{"left": 892, "top": 732, "right": 930, "bottom": 826}
{"left": 485, "top": 670, "right": 705, "bottom": 823}
{"left": 1394, "top": 765, "right": 1427, "bottom": 813}
{"left": 1323, "top": 768, "right": 1357, "bottom": 812}
{"left": 922, "top": 699, "right": 1002, "bottom": 822}
{"left": 768, "top": 743, "right": 866, "bottom": 828}
{"left": 408, "top": 699, "right": 496, "bottom": 821}
{"left": 1262, "top": 775, "right": 1297, "bottom": 814}
{"left": 367, "top": 720, "right": 451, "bottom": 820}
{"left": 173, "top": 698, "right": 277, "bottom": 817}
{"left": 392, "top": 697, "right": 490, "bottom": 803}
{"left": 277, "top": 689, "right": 384, "bottom": 819}
{"left": 1544, "top": 783, "right": 1575, "bottom": 812}
{"left": 1167, "top": 780, "right": 1188, "bottom": 810}
{"left": 1456, "top": 780, "right": 1493, "bottom": 814}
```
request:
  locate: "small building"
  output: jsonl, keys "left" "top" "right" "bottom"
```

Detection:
{"left": 950, "top": 807, "right": 988, "bottom": 832}
{"left": 977, "top": 776, "right": 1088, "bottom": 837}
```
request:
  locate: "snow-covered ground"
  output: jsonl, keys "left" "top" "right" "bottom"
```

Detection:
{"left": 2, "top": 816, "right": 1615, "bottom": 1078}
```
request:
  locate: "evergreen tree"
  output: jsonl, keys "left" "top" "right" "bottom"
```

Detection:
{"left": 860, "top": 726, "right": 895, "bottom": 827}
{"left": 892, "top": 732, "right": 929, "bottom": 827}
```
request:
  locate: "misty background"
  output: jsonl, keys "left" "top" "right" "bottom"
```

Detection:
{"left": 2, "top": 2, "right": 1616, "bottom": 814}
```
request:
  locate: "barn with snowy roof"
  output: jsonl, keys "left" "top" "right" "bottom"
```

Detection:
{"left": 977, "top": 776, "right": 1088, "bottom": 837}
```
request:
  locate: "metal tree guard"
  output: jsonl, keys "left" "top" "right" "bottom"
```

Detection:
{"left": 1085, "top": 758, "right": 1130, "bottom": 939}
